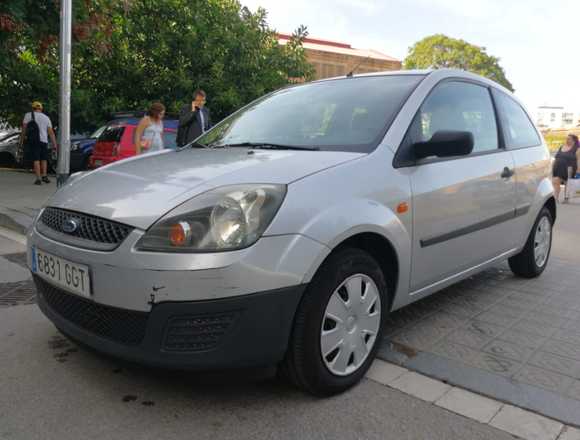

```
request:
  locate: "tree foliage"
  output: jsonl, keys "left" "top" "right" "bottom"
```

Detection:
{"left": 0, "top": 0, "right": 313, "bottom": 132}
{"left": 403, "top": 34, "right": 513, "bottom": 91}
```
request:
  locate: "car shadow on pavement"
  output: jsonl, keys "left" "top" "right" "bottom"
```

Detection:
{"left": 49, "top": 328, "right": 316, "bottom": 405}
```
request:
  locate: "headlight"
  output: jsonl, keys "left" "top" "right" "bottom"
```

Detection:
{"left": 135, "top": 184, "right": 286, "bottom": 253}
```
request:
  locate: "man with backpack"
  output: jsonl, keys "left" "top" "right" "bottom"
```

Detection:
{"left": 21, "top": 101, "right": 57, "bottom": 185}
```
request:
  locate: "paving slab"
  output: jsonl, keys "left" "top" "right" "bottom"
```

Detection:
{"left": 388, "top": 371, "right": 451, "bottom": 402}
{"left": 366, "top": 359, "right": 407, "bottom": 385}
{"left": 490, "top": 405, "right": 563, "bottom": 440}
{"left": 435, "top": 387, "right": 503, "bottom": 423}
{"left": 559, "top": 427, "right": 580, "bottom": 440}
{"left": 377, "top": 203, "right": 580, "bottom": 426}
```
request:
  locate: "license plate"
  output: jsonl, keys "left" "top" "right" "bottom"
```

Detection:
{"left": 31, "top": 246, "right": 91, "bottom": 298}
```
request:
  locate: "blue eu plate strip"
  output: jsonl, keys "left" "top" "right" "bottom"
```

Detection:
{"left": 31, "top": 246, "right": 37, "bottom": 273}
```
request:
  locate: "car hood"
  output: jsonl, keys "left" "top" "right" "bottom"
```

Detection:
{"left": 48, "top": 148, "right": 363, "bottom": 229}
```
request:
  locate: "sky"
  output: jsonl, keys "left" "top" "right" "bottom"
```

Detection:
{"left": 242, "top": 0, "right": 580, "bottom": 113}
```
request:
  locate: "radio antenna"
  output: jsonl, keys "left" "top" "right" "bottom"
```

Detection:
{"left": 346, "top": 55, "right": 371, "bottom": 77}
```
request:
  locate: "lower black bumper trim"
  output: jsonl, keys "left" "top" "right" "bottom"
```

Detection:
{"left": 37, "top": 284, "right": 306, "bottom": 370}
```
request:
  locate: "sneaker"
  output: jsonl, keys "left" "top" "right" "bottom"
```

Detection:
{"left": 34, "top": 179, "right": 42, "bottom": 185}
{"left": 42, "top": 176, "right": 50, "bottom": 184}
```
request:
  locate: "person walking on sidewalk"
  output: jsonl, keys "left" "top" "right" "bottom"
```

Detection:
{"left": 21, "top": 101, "right": 57, "bottom": 185}
{"left": 552, "top": 134, "right": 580, "bottom": 202}
{"left": 177, "top": 89, "right": 212, "bottom": 147}
{"left": 133, "top": 102, "right": 166, "bottom": 155}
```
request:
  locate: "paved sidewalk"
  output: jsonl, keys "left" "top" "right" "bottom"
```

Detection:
{"left": 0, "top": 169, "right": 56, "bottom": 234}
{"left": 379, "top": 203, "right": 580, "bottom": 427}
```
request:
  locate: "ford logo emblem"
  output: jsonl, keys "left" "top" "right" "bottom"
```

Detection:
{"left": 62, "top": 218, "right": 80, "bottom": 234}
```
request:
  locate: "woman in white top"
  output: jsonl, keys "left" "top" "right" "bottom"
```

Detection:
{"left": 134, "top": 102, "right": 166, "bottom": 155}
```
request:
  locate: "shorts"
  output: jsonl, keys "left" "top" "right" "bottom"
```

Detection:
{"left": 30, "top": 142, "right": 49, "bottom": 162}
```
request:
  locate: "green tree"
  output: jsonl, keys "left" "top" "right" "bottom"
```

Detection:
{"left": 0, "top": 0, "right": 313, "bottom": 132}
{"left": 404, "top": 34, "right": 513, "bottom": 91}
{"left": 0, "top": 0, "right": 118, "bottom": 129}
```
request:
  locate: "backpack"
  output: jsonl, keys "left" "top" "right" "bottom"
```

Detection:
{"left": 25, "top": 112, "right": 41, "bottom": 147}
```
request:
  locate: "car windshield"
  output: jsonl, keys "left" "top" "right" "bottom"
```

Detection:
{"left": 91, "top": 126, "right": 106, "bottom": 139}
{"left": 98, "top": 126, "right": 125, "bottom": 142}
{"left": 196, "top": 75, "right": 424, "bottom": 153}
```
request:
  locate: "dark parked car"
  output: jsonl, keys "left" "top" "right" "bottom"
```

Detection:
{"left": 68, "top": 126, "right": 106, "bottom": 172}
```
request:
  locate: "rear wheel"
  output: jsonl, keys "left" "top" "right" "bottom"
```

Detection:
{"left": 282, "top": 248, "right": 387, "bottom": 396}
{"left": 508, "top": 207, "right": 553, "bottom": 278}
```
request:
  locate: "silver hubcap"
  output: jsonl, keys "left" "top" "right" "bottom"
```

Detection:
{"left": 534, "top": 216, "right": 551, "bottom": 268}
{"left": 320, "top": 274, "right": 381, "bottom": 376}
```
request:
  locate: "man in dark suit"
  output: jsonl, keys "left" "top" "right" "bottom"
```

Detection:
{"left": 177, "top": 89, "right": 212, "bottom": 147}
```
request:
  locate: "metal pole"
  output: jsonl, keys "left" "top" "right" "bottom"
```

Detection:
{"left": 57, "top": 0, "right": 72, "bottom": 187}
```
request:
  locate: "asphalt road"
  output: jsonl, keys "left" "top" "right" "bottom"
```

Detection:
{"left": 0, "top": 234, "right": 517, "bottom": 440}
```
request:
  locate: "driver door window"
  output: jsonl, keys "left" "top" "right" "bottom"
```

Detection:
{"left": 406, "top": 81, "right": 499, "bottom": 155}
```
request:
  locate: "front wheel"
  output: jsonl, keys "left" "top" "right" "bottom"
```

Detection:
{"left": 281, "top": 248, "right": 387, "bottom": 396}
{"left": 508, "top": 207, "right": 553, "bottom": 278}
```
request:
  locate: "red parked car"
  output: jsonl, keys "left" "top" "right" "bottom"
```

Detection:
{"left": 89, "top": 115, "right": 178, "bottom": 168}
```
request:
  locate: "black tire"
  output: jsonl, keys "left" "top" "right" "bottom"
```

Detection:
{"left": 508, "top": 207, "right": 553, "bottom": 278}
{"left": 81, "top": 154, "right": 90, "bottom": 171}
{"left": 281, "top": 248, "right": 388, "bottom": 396}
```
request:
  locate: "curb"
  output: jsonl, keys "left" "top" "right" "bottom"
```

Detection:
{"left": 366, "top": 359, "right": 580, "bottom": 440}
{"left": 0, "top": 208, "right": 34, "bottom": 236}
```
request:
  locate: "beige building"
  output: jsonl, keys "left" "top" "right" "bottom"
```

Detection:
{"left": 278, "top": 34, "right": 401, "bottom": 80}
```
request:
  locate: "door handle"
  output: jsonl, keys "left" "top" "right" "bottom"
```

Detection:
{"left": 501, "top": 167, "right": 514, "bottom": 179}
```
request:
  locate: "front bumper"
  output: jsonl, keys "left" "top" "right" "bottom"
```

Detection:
{"left": 36, "top": 275, "right": 305, "bottom": 369}
{"left": 28, "top": 226, "right": 327, "bottom": 312}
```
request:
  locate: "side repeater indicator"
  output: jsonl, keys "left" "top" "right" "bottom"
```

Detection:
{"left": 396, "top": 202, "right": 409, "bottom": 214}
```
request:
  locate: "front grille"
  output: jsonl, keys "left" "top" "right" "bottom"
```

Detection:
{"left": 35, "top": 276, "right": 148, "bottom": 346}
{"left": 39, "top": 207, "right": 133, "bottom": 248}
{"left": 163, "top": 313, "right": 238, "bottom": 352}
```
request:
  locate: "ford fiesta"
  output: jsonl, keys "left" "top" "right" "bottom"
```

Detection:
{"left": 28, "top": 69, "right": 555, "bottom": 396}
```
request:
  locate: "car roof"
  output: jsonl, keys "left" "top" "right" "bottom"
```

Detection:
{"left": 312, "top": 68, "right": 514, "bottom": 95}
{"left": 106, "top": 118, "right": 178, "bottom": 129}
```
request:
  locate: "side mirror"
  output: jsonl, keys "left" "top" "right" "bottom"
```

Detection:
{"left": 412, "top": 130, "right": 474, "bottom": 160}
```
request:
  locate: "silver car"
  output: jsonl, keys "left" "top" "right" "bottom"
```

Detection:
{"left": 0, "top": 131, "right": 20, "bottom": 165}
{"left": 28, "top": 69, "right": 555, "bottom": 396}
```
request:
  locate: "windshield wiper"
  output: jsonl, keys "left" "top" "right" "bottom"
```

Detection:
{"left": 217, "top": 142, "right": 319, "bottom": 151}
{"left": 178, "top": 141, "right": 211, "bottom": 151}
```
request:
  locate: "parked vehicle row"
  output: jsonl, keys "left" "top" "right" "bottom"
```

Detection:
{"left": 89, "top": 116, "right": 177, "bottom": 169}
{"left": 1, "top": 112, "right": 179, "bottom": 172}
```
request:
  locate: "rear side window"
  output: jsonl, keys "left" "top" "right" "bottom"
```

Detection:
{"left": 493, "top": 90, "right": 541, "bottom": 149}
{"left": 405, "top": 81, "right": 499, "bottom": 154}
{"left": 98, "top": 126, "right": 125, "bottom": 142}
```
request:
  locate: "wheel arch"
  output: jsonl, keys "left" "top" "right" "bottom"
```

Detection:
{"left": 332, "top": 232, "right": 400, "bottom": 311}
{"left": 544, "top": 196, "right": 556, "bottom": 224}
{"left": 295, "top": 200, "right": 411, "bottom": 312}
